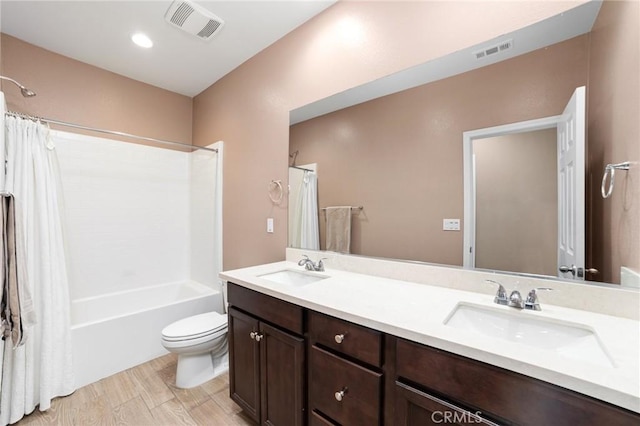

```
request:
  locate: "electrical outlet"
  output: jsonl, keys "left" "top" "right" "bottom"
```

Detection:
{"left": 443, "top": 218, "right": 460, "bottom": 231}
{"left": 267, "top": 218, "right": 274, "bottom": 233}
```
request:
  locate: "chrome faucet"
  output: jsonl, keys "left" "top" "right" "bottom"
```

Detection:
{"left": 486, "top": 280, "right": 553, "bottom": 311}
{"left": 298, "top": 255, "right": 325, "bottom": 272}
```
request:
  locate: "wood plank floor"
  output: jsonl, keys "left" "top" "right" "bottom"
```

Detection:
{"left": 16, "top": 354, "right": 255, "bottom": 425}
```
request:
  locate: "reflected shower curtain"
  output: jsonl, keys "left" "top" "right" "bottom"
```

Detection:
{"left": 0, "top": 115, "right": 74, "bottom": 424}
{"left": 292, "top": 171, "right": 320, "bottom": 250}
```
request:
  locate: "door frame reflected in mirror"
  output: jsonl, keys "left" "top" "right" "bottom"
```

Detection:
{"left": 463, "top": 115, "right": 562, "bottom": 275}
{"left": 464, "top": 86, "right": 587, "bottom": 282}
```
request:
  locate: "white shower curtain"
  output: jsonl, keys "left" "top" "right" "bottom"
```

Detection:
{"left": 293, "top": 171, "right": 320, "bottom": 250}
{"left": 0, "top": 115, "right": 74, "bottom": 424}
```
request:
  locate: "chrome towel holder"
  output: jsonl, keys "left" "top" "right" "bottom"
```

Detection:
{"left": 268, "top": 180, "right": 284, "bottom": 204}
{"left": 601, "top": 161, "right": 631, "bottom": 198}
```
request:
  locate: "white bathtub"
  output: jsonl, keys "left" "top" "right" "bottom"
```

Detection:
{"left": 71, "top": 280, "right": 222, "bottom": 389}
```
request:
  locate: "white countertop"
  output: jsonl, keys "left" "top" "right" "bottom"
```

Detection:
{"left": 220, "top": 261, "right": 640, "bottom": 413}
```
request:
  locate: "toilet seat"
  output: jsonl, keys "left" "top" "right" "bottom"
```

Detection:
{"left": 162, "top": 312, "right": 227, "bottom": 343}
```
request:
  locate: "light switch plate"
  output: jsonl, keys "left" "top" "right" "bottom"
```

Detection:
{"left": 443, "top": 218, "right": 460, "bottom": 231}
{"left": 267, "top": 218, "right": 274, "bottom": 233}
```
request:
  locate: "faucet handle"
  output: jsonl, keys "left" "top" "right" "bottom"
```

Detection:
{"left": 298, "top": 254, "right": 310, "bottom": 266}
{"left": 316, "top": 258, "right": 327, "bottom": 271}
{"left": 524, "top": 288, "right": 553, "bottom": 311}
{"left": 485, "top": 279, "right": 508, "bottom": 305}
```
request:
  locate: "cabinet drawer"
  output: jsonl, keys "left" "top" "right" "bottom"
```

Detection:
{"left": 395, "top": 381, "right": 498, "bottom": 425}
{"left": 396, "top": 339, "right": 640, "bottom": 425}
{"left": 308, "top": 311, "right": 382, "bottom": 367}
{"left": 228, "top": 282, "right": 303, "bottom": 335}
{"left": 309, "top": 345, "right": 381, "bottom": 425}
{"left": 310, "top": 410, "right": 338, "bottom": 426}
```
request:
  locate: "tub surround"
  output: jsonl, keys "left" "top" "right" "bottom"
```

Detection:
{"left": 220, "top": 252, "right": 640, "bottom": 414}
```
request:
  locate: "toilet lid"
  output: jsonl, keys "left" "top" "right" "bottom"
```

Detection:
{"left": 162, "top": 312, "right": 227, "bottom": 340}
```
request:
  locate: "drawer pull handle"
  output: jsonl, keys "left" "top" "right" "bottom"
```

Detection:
{"left": 334, "top": 387, "right": 348, "bottom": 402}
{"left": 334, "top": 334, "right": 345, "bottom": 344}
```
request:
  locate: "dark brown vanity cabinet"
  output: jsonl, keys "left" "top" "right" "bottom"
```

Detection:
{"left": 308, "top": 311, "right": 383, "bottom": 425}
{"left": 227, "top": 282, "right": 640, "bottom": 426}
{"left": 394, "top": 339, "right": 640, "bottom": 426}
{"left": 228, "top": 284, "right": 305, "bottom": 426}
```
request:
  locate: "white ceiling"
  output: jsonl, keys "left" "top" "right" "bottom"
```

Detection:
{"left": 0, "top": 0, "right": 335, "bottom": 97}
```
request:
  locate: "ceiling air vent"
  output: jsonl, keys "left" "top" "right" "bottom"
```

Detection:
{"left": 473, "top": 39, "right": 513, "bottom": 60}
{"left": 164, "top": 0, "right": 224, "bottom": 41}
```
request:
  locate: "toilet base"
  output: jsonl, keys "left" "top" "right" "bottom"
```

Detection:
{"left": 175, "top": 350, "right": 229, "bottom": 389}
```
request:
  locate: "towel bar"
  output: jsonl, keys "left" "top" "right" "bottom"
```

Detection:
{"left": 321, "top": 206, "right": 363, "bottom": 212}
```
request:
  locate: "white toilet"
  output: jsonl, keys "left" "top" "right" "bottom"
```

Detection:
{"left": 161, "top": 311, "right": 229, "bottom": 389}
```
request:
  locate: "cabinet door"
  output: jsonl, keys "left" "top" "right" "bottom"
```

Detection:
{"left": 395, "top": 382, "right": 498, "bottom": 426}
{"left": 260, "top": 321, "right": 305, "bottom": 426}
{"left": 229, "top": 307, "right": 261, "bottom": 423}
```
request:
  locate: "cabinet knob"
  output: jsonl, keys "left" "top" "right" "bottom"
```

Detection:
{"left": 250, "top": 331, "right": 257, "bottom": 340}
{"left": 334, "top": 387, "right": 347, "bottom": 402}
{"left": 334, "top": 334, "right": 345, "bottom": 344}
{"left": 254, "top": 333, "right": 264, "bottom": 342}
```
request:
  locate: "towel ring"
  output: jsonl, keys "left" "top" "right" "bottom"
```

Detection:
{"left": 268, "top": 180, "right": 284, "bottom": 204}
{"left": 601, "top": 161, "right": 630, "bottom": 199}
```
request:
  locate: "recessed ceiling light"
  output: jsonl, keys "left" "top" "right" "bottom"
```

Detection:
{"left": 131, "top": 32, "right": 153, "bottom": 48}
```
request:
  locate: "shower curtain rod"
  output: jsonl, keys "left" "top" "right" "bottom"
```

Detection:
{"left": 4, "top": 110, "right": 218, "bottom": 153}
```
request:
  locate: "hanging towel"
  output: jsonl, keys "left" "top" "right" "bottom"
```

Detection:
{"left": 325, "top": 206, "right": 352, "bottom": 253}
{"left": 0, "top": 194, "right": 35, "bottom": 348}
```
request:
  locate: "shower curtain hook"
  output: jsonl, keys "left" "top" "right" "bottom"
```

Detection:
{"left": 44, "top": 121, "right": 55, "bottom": 150}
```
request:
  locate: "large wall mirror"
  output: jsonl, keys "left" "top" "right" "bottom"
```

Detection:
{"left": 288, "top": 1, "right": 639, "bottom": 287}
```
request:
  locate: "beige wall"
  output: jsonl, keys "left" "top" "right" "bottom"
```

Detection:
{"left": 289, "top": 36, "right": 587, "bottom": 266}
{"left": 2, "top": 2, "right": 632, "bottom": 278}
{"left": 193, "top": 1, "right": 585, "bottom": 270}
{"left": 0, "top": 35, "right": 192, "bottom": 145}
{"left": 588, "top": 0, "right": 640, "bottom": 283}
{"left": 475, "top": 129, "right": 557, "bottom": 276}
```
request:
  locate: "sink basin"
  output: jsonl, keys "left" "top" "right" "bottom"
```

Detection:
{"left": 444, "top": 303, "right": 614, "bottom": 368}
{"left": 258, "top": 269, "right": 329, "bottom": 286}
